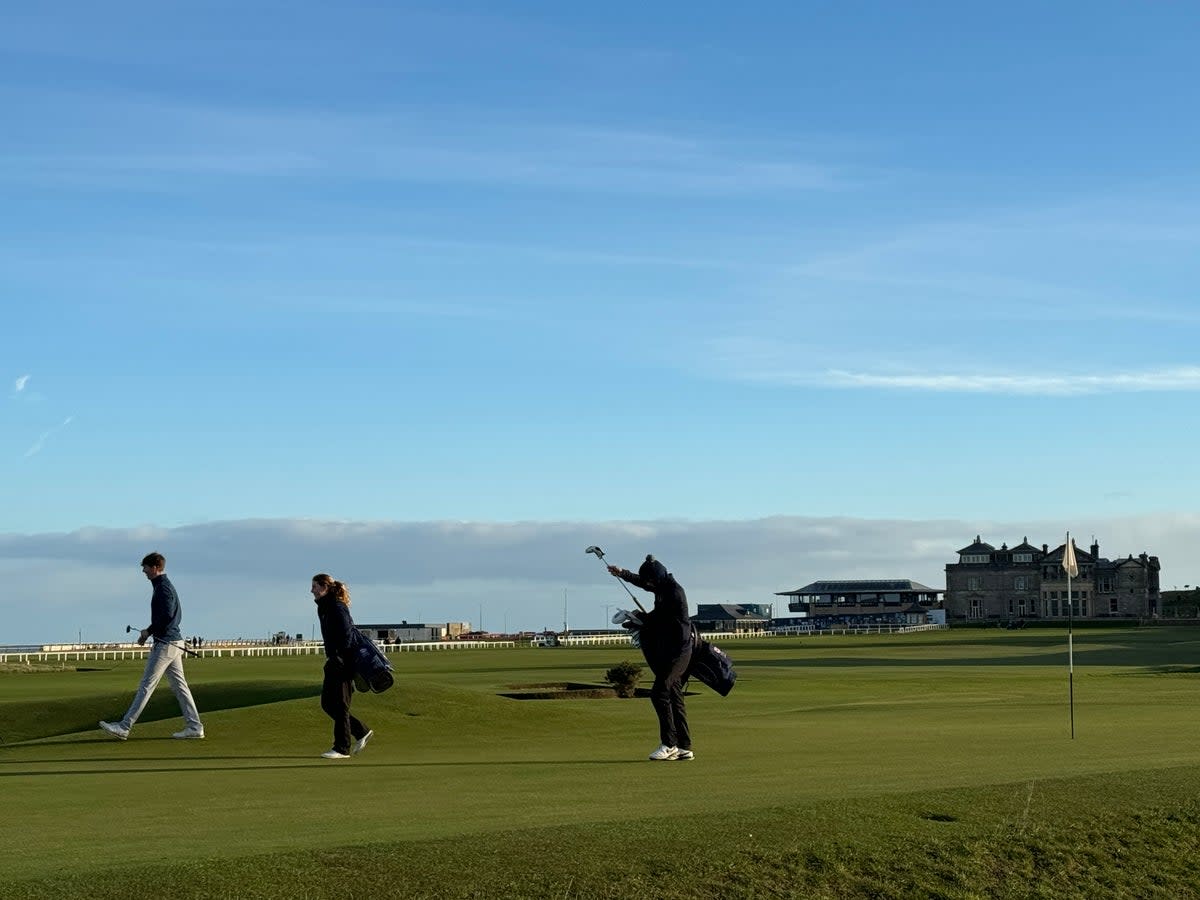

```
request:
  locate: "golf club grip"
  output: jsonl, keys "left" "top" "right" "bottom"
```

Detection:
{"left": 589, "top": 548, "right": 647, "bottom": 612}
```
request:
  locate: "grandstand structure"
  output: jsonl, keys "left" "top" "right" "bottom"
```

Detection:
{"left": 774, "top": 579, "right": 942, "bottom": 626}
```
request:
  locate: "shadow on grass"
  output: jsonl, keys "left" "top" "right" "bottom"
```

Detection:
{"left": 1129, "top": 665, "right": 1200, "bottom": 676}
{"left": 737, "top": 642, "right": 1200, "bottom": 669}
{"left": 0, "top": 758, "right": 635, "bottom": 777}
{"left": 457, "top": 660, "right": 649, "bottom": 677}
{"left": 0, "top": 681, "right": 321, "bottom": 745}
{"left": 735, "top": 653, "right": 1085, "bottom": 669}
{"left": 0, "top": 753, "right": 326, "bottom": 764}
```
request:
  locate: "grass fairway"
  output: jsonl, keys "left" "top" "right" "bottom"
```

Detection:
{"left": 3, "top": 627, "right": 1200, "bottom": 898}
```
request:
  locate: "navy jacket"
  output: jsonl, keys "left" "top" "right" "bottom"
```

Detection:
{"left": 316, "top": 596, "right": 355, "bottom": 665}
{"left": 149, "top": 574, "right": 183, "bottom": 642}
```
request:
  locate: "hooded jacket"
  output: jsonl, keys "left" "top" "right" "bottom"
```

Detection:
{"left": 619, "top": 558, "right": 691, "bottom": 667}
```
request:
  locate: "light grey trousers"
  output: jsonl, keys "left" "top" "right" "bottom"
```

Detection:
{"left": 119, "top": 640, "right": 203, "bottom": 731}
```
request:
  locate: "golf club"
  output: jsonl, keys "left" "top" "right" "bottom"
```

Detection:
{"left": 126, "top": 624, "right": 199, "bottom": 657}
{"left": 585, "top": 546, "right": 645, "bottom": 611}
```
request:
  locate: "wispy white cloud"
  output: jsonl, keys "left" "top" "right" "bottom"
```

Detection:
{"left": 701, "top": 336, "right": 1200, "bottom": 395}
{"left": 820, "top": 367, "right": 1200, "bottom": 396}
{"left": 6, "top": 151, "right": 324, "bottom": 177}
{"left": 1, "top": 90, "right": 849, "bottom": 196}
{"left": 780, "top": 190, "right": 1200, "bottom": 327}
{"left": 23, "top": 416, "right": 73, "bottom": 458}
{"left": 694, "top": 190, "right": 1200, "bottom": 385}
{"left": 14, "top": 374, "right": 29, "bottom": 393}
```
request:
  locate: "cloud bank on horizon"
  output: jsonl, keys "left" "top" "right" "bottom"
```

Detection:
{"left": 3, "top": 513, "right": 1195, "bottom": 646}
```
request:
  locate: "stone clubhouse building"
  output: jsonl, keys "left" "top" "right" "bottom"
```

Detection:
{"left": 944, "top": 536, "right": 1161, "bottom": 623}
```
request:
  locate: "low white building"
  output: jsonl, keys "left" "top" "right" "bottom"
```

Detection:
{"left": 357, "top": 621, "right": 471, "bottom": 643}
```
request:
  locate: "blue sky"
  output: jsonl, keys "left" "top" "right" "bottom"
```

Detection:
{"left": 4, "top": 2, "right": 1199, "bottom": 644}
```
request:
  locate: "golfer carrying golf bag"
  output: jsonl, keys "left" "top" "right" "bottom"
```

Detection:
{"left": 312, "top": 573, "right": 373, "bottom": 760}
{"left": 608, "top": 555, "right": 694, "bottom": 761}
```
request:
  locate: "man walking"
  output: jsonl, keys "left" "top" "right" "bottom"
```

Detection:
{"left": 99, "top": 552, "right": 205, "bottom": 740}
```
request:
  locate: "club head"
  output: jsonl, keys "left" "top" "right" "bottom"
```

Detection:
{"left": 585, "top": 545, "right": 605, "bottom": 559}
{"left": 125, "top": 625, "right": 133, "bottom": 633}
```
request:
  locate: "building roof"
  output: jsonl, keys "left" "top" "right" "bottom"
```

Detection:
{"left": 1010, "top": 537, "right": 1039, "bottom": 552}
{"left": 693, "top": 604, "right": 771, "bottom": 621}
{"left": 1043, "top": 543, "right": 1095, "bottom": 568}
{"left": 957, "top": 535, "right": 995, "bottom": 554}
{"left": 775, "top": 580, "right": 942, "bottom": 597}
{"left": 1109, "top": 553, "right": 1159, "bottom": 570}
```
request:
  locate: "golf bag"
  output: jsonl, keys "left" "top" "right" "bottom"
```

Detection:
{"left": 687, "top": 629, "right": 737, "bottom": 697}
{"left": 349, "top": 627, "right": 394, "bottom": 694}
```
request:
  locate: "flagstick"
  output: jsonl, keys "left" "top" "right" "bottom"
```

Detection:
{"left": 1066, "top": 532, "right": 1075, "bottom": 740}
{"left": 1068, "top": 560, "right": 1074, "bottom": 740}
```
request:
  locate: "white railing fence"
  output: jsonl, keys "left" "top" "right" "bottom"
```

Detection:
{"left": 770, "top": 623, "right": 948, "bottom": 637}
{"left": 0, "top": 624, "right": 946, "bottom": 664}
{"left": 0, "top": 639, "right": 516, "bottom": 664}
{"left": 534, "top": 623, "right": 947, "bottom": 648}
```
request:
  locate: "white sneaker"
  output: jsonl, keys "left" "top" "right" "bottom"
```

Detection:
{"left": 675, "top": 749, "right": 695, "bottom": 761}
{"left": 172, "top": 727, "right": 205, "bottom": 739}
{"left": 648, "top": 744, "right": 679, "bottom": 761}
{"left": 321, "top": 749, "right": 350, "bottom": 759}
{"left": 99, "top": 720, "right": 129, "bottom": 741}
{"left": 352, "top": 730, "right": 374, "bottom": 755}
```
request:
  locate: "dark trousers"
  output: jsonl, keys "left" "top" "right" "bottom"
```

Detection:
{"left": 650, "top": 642, "right": 693, "bottom": 751}
{"left": 321, "top": 660, "right": 369, "bottom": 754}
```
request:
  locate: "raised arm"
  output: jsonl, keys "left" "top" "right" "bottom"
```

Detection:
{"left": 608, "top": 564, "right": 653, "bottom": 593}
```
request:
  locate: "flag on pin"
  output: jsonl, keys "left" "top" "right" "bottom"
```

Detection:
{"left": 1063, "top": 534, "right": 1079, "bottom": 578}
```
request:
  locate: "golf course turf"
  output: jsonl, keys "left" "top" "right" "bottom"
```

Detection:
{"left": 3, "top": 626, "right": 1200, "bottom": 898}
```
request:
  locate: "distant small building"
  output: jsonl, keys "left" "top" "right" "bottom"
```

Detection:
{"left": 1161, "top": 587, "right": 1200, "bottom": 617}
{"left": 692, "top": 603, "right": 772, "bottom": 633}
{"left": 357, "top": 621, "right": 471, "bottom": 643}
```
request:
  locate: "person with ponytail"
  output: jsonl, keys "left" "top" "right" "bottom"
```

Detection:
{"left": 311, "top": 573, "right": 373, "bottom": 759}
